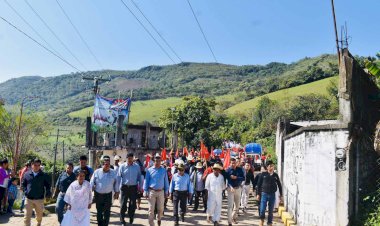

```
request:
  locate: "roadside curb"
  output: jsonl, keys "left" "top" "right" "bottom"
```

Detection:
{"left": 278, "top": 205, "right": 296, "bottom": 226}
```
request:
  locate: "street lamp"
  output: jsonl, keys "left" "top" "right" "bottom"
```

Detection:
{"left": 13, "top": 96, "right": 39, "bottom": 172}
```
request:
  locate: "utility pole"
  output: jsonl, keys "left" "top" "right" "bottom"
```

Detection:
{"left": 81, "top": 76, "right": 111, "bottom": 94}
{"left": 49, "top": 128, "right": 69, "bottom": 188}
{"left": 330, "top": 0, "right": 341, "bottom": 65}
{"left": 62, "top": 140, "right": 65, "bottom": 165}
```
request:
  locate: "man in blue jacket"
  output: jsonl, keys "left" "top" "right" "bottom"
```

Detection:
{"left": 225, "top": 157, "right": 245, "bottom": 226}
{"left": 21, "top": 159, "right": 51, "bottom": 226}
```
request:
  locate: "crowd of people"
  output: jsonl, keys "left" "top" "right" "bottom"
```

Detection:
{"left": 0, "top": 148, "right": 283, "bottom": 226}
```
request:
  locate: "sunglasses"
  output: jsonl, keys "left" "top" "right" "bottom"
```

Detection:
{"left": 178, "top": 169, "right": 184, "bottom": 171}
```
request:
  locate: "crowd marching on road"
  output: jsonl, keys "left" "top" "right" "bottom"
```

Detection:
{"left": 0, "top": 147, "right": 283, "bottom": 226}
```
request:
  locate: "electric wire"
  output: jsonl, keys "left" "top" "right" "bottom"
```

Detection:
{"left": 186, "top": 0, "right": 218, "bottom": 63}
{"left": 55, "top": 0, "right": 102, "bottom": 68}
{"left": 3, "top": 0, "right": 64, "bottom": 59}
{"left": 130, "top": 0, "right": 182, "bottom": 62}
{"left": 120, "top": 0, "right": 176, "bottom": 64}
{"left": 24, "top": 0, "right": 87, "bottom": 70}
{"left": 0, "top": 15, "right": 81, "bottom": 72}
{"left": 54, "top": 0, "right": 111, "bottom": 80}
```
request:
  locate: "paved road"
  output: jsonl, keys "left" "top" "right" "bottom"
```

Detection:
{"left": 1, "top": 196, "right": 284, "bottom": 226}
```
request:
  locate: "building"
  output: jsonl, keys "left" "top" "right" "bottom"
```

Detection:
{"left": 86, "top": 121, "right": 164, "bottom": 167}
{"left": 276, "top": 49, "right": 380, "bottom": 225}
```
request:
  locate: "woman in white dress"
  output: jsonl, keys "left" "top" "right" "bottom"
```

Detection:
{"left": 62, "top": 170, "right": 92, "bottom": 226}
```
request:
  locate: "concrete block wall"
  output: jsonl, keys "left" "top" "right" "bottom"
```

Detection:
{"left": 283, "top": 129, "right": 349, "bottom": 226}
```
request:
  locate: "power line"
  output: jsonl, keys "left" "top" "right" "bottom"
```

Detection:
{"left": 186, "top": 0, "right": 218, "bottom": 63}
{"left": 4, "top": 0, "right": 64, "bottom": 60}
{"left": 24, "top": 0, "right": 87, "bottom": 70}
{"left": 55, "top": 0, "right": 102, "bottom": 68}
{"left": 130, "top": 0, "right": 182, "bottom": 62}
{"left": 0, "top": 15, "right": 81, "bottom": 72}
{"left": 119, "top": 0, "right": 176, "bottom": 64}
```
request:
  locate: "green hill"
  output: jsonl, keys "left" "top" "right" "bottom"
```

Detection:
{"left": 68, "top": 97, "right": 182, "bottom": 124}
{"left": 0, "top": 54, "right": 338, "bottom": 124}
{"left": 68, "top": 93, "right": 238, "bottom": 124}
{"left": 225, "top": 76, "right": 338, "bottom": 114}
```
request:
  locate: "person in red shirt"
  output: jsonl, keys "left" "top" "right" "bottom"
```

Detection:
{"left": 18, "top": 160, "right": 31, "bottom": 213}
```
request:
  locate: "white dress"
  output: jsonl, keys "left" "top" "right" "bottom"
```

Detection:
{"left": 62, "top": 180, "right": 92, "bottom": 226}
{"left": 205, "top": 173, "right": 226, "bottom": 222}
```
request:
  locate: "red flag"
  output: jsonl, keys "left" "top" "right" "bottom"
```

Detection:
{"left": 211, "top": 147, "right": 215, "bottom": 158}
{"left": 161, "top": 148, "right": 167, "bottom": 161}
{"left": 223, "top": 149, "right": 231, "bottom": 169}
{"left": 183, "top": 147, "right": 189, "bottom": 157}
{"left": 204, "top": 148, "right": 210, "bottom": 161}
{"left": 220, "top": 149, "right": 225, "bottom": 159}
{"left": 144, "top": 155, "right": 151, "bottom": 168}
{"left": 200, "top": 140, "right": 205, "bottom": 159}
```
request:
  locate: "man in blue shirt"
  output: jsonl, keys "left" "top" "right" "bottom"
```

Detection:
{"left": 53, "top": 162, "right": 76, "bottom": 224}
{"left": 169, "top": 163, "right": 193, "bottom": 225}
{"left": 90, "top": 155, "right": 120, "bottom": 226}
{"left": 225, "top": 157, "right": 245, "bottom": 226}
{"left": 144, "top": 153, "right": 169, "bottom": 226}
{"left": 117, "top": 153, "right": 141, "bottom": 225}
{"left": 74, "top": 155, "right": 93, "bottom": 182}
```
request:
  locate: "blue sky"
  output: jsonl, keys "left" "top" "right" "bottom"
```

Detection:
{"left": 0, "top": 0, "right": 379, "bottom": 83}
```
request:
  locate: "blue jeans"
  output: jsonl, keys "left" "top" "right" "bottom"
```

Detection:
{"left": 259, "top": 192, "right": 276, "bottom": 224}
{"left": 7, "top": 199, "right": 15, "bottom": 213}
{"left": 20, "top": 193, "right": 25, "bottom": 210}
{"left": 55, "top": 193, "right": 66, "bottom": 223}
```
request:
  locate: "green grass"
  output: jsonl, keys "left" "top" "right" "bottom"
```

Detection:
{"left": 68, "top": 97, "right": 183, "bottom": 124}
{"left": 225, "top": 76, "right": 338, "bottom": 114}
{"left": 68, "top": 77, "right": 336, "bottom": 125}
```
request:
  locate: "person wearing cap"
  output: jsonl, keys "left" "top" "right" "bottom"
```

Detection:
{"left": 117, "top": 153, "right": 141, "bottom": 225}
{"left": 144, "top": 153, "right": 169, "bottom": 226}
{"left": 190, "top": 162, "right": 206, "bottom": 212}
{"left": 205, "top": 163, "right": 225, "bottom": 226}
{"left": 74, "top": 155, "right": 94, "bottom": 182}
{"left": 226, "top": 157, "right": 245, "bottom": 226}
{"left": 113, "top": 155, "right": 121, "bottom": 172}
{"left": 257, "top": 161, "right": 282, "bottom": 226}
{"left": 169, "top": 163, "right": 193, "bottom": 225}
{"left": 90, "top": 155, "right": 120, "bottom": 226}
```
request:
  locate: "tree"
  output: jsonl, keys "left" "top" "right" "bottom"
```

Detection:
{"left": 159, "top": 96, "right": 216, "bottom": 147}
{"left": 288, "top": 94, "right": 332, "bottom": 121}
{"left": 0, "top": 107, "right": 49, "bottom": 170}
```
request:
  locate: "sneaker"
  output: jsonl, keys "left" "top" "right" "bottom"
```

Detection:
{"left": 207, "top": 216, "right": 211, "bottom": 223}
{"left": 20, "top": 210, "right": 24, "bottom": 213}
{"left": 213, "top": 221, "right": 218, "bottom": 226}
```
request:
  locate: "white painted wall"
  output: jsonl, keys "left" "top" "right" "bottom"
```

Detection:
{"left": 283, "top": 130, "right": 349, "bottom": 226}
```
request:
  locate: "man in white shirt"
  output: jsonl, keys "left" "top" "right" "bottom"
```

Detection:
{"left": 205, "top": 163, "right": 226, "bottom": 226}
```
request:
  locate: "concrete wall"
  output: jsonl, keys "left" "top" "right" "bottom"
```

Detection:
{"left": 125, "top": 128, "right": 160, "bottom": 149}
{"left": 283, "top": 129, "right": 349, "bottom": 226}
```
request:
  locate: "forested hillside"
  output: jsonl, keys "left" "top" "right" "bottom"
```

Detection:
{"left": 0, "top": 54, "right": 338, "bottom": 123}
